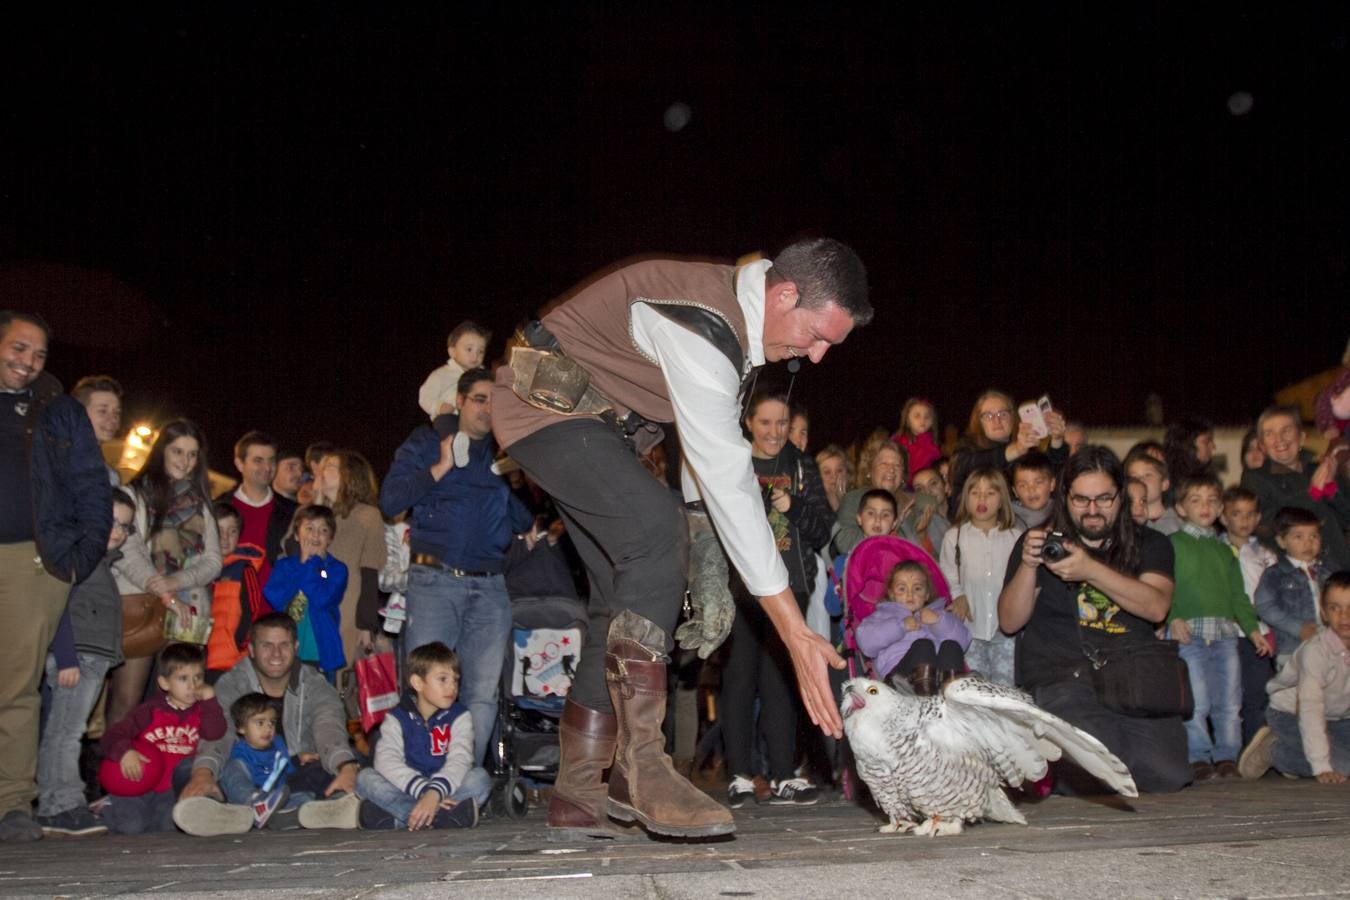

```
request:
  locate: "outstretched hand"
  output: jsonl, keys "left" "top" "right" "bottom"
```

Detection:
{"left": 781, "top": 621, "right": 846, "bottom": 739}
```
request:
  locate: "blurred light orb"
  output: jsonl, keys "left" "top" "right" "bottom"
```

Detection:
{"left": 1227, "top": 91, "right": 1254, "bottom": 116}
{"left": 664, "top": 102, "right": 692, "bottom": 132}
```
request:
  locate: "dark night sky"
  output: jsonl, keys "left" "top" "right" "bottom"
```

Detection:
{"left": 3, "top": 6, "right": 1346, "bottom": 475}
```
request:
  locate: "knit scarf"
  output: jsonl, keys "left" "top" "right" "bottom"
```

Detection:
{"left": 150, "top": 479, "right": 207, "bottom": 575}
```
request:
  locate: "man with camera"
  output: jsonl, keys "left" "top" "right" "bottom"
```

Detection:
{"left": 998, "top": 445, "right": 1191, "bottom": 794}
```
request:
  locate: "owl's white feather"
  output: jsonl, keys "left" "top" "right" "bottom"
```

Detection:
{"left": 841, "top": 674, "right": 1137, "bottom": 835}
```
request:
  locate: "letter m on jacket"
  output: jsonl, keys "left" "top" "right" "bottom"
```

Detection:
{"left": 428, "top": 724, "right": 451, "bottom": 756}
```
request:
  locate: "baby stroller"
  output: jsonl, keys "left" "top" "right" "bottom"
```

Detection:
{"left": 489, "top": 538, "right": 587, "bottom": 818}
{"left": 833, "top": 535, "right": 951, "bottom": 800}
{"left": 837, "top": 534, "right": 952, "bottom": 677}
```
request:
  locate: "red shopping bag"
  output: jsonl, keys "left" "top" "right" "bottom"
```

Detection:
{"left": 356, "top": 651, "right": 400, "bottom": 733}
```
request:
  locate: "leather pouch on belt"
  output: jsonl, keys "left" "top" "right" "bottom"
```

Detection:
{"left": 508, "top": 346, "right": 613, "bottom": 416}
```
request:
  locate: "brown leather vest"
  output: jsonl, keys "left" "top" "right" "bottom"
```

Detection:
{"left": 492, "top": 258, "right": 751, "bottom": 449}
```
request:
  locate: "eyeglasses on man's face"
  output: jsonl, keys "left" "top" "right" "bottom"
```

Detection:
{"left": 1067, "top": 492, "right": 1118, "bottom": 510}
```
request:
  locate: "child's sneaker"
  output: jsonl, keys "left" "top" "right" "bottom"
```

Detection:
{"left": 433, "top": 799, "right": 478, "bottom": 829}
{"left": 36, "top": 807, "right": 107, "bottom": 836}
{"left": 452, "top": 431, "right": 471, "bottom": 468}
{"left": 769, "top": 777, "right": 819, "bottom": 805}
{"left": 726, "top": 775, "right": 757, "bottom": 809}
{"left": 172, "top": 797, "right": 254, "bottom": 836}
{"left": 358, "top": 799, "right": 398, "bottom": 831}
{"left": 297, "top": 792, "right": 360, "bottom": 830}
{"left": 250, "top": 785, "right": 289, "bottom": 830}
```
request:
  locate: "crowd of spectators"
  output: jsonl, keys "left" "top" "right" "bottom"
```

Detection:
{"left": 2, "top": 306, "right": 1349, "bottom": 843}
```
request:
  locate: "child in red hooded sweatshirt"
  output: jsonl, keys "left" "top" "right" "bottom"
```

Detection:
{"left": 99, "top": 643, "right": 227, "bottom": 833}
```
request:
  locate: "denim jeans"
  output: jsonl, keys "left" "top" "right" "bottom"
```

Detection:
{"left": 403, "top": 567, "right": 510, "bottom": 766}
{"left": 218, "top": 758, "right": 313, "bottom": 810}
{"left": 356, "top": 765, "right": 491, "bottom": 826}
{"left": 36, "top": 652, "right": 114, "bottom": 816}
{"left": 1179, "top": 637, "right": 1242, "bottom": 763}
{"left": 1268, "top": 708, "right": 1350, "bottom": 778}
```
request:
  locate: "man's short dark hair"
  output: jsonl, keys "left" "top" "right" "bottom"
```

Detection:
{"left": 766, "top": 238, "right": 872, "bottom": 327}
{"left": 234, "top": 430, "right": 278, "bottom": 462}
{"left": 230, "top": 692, "right": 277, "bottom": 729}
{"left": 0, "top": 311, "right": 52, "bottom": 342}
{"left": 457, "top": 367, "right": 493, "bottom": 398}
{"left": 1273, "top": 506, "right": 1320, "bottom": 538}
{"left": 1010, "top": 450, "right": 1056, "bottom": 479}
{"left": 276, "top": 448, "right": 303, "bottom": 465}
{"left": 159, "top": 642, "right": 205, "bottom": 678}
{"left": 407, "top": 641, "right": 460, "bottom": 684}
{"left": 251, "top": 611, "right": 298, "bottom": 643}
{"left": 1175, "top": 473, "right": 1224, "bottom": 503}
{"left": 859, "top": 487, "right": 898, "bottom": 515}
{"left": 71, "top": 375, "right": 123, "bottom": 405}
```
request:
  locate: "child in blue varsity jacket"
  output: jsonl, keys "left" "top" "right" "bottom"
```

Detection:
{"left": 355, "top": 641, "right": 489, "bottom": 829}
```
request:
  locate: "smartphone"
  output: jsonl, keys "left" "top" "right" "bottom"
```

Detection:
{"left": 1018, "top": 400, "right": 1049, "bottom": 439}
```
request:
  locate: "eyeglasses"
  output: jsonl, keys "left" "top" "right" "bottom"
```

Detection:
{"left": 980, "top": 410, "right": 1012, "bottom": 422}
{"left": 1067, "top": 492, "right": 1118, "bottom": 510}
{"left": 111, "top": 520, "right": 136, "bottom": 535}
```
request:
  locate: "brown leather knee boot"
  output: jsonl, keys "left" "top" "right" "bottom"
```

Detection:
{"left": 605, "top": 611, "right": 735, "bottom": 838}
{"left": 546, "top": 700, "right": 640, "bottom": 841}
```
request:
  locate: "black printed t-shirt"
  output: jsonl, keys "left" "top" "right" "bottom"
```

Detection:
{"left": 1003, "top": 526, "right": 1175, "bottom": 688}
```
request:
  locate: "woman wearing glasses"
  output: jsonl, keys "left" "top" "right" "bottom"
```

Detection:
{"left": 946, "top": 389, "right": 1069, "bottom": 520}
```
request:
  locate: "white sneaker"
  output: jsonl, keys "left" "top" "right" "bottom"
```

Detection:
{"left": 173, "top": 797, "right": 254, "bottom": 837}
{"left": 452, "top": 431, "right": 471, "bottom": 468}
{"left": 298, "top": 793, "right": 360, "bottom": 830}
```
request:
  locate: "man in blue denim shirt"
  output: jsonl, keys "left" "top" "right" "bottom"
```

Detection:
{"left": 380, "top": 368, "right": 533, "bottom": 766}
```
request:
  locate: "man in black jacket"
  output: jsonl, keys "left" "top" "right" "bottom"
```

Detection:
{"left": 0, "top": 311, "right": 111, "bottom": 842}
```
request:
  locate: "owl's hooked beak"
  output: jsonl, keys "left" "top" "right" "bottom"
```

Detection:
{"left": 841, "top": 687, "right": 866, "bottom": 719}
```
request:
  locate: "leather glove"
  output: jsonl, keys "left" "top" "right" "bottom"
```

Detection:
{"left": 675, "top": 507, "right": 735, "bottom": 659}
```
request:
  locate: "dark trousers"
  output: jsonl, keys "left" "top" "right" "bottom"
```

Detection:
{"left": 506, "top": 419, "right": 689, "bottom": 713}
{"left": 720, "top": 592, "right": 801, "bottom": 782}
{"left": 885, "top": 639, "right": 965, "bottom": 683}
{"left": 104, "top": 757, "right": 194, "bottom": 834}
{"left": 1238, "top": 637, "right": 1274, "bottom": 746}
{"left": 1032, "top": 677, "right": 1191, "bottom": 794}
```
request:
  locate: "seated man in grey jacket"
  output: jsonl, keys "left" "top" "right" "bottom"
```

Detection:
{"left": 172, "top": 613, "right": 359, "bottom": 835}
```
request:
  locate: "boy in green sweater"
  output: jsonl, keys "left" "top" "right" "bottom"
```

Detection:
{"left": 1169, "top": 474, "right": 1274, "bottom": 780}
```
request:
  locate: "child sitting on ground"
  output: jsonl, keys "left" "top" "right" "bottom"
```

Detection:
{"left": 1221, "top": 486, "right": 1279, "bottom": 745}
{"left": 35, "top": 489, "right": 135, "bottom": 836}
{"left": 1168, "top": 474, "right": 1272, "bottom": 780}
{"left": 1256, "top": 507, "right": 1329, "bottom": 670}
{"left": 417, "top": 320, "right": 489, "bottom": 420}
{"left": 856, "top": 561, "right": 970, "bottom": 696}
{"left": 1239, "top": 570, "right": 1350, "bottom": 782}
{"left": 264, "top": 505, "right": 348, "bottom": 682}
{"left": 206, "top": 502, "right": 266, "bottom": 681}
{"left": 98, "top": 643, "right": 227, "bottom": 833}
{"left": 218, "top": 693, "right": 291, "bottom": 829}
{"left": 356, "top": 641, "right": 489, "bottom": 830}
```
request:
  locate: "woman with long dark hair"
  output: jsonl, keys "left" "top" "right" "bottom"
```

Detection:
{"left": 720, "top": 389, "right": 833, "bottom": 808}
{"left": 108, "top": 419, "right": 222, "bottom": 725}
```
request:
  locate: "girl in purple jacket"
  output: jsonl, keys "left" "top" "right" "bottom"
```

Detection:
{"left": 855, "top": 561, "right": 971, "bottom": 694}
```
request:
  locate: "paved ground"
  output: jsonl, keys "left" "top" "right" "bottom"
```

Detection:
{"left": 2, "top": 776, "right": 1349, "bottom": 898}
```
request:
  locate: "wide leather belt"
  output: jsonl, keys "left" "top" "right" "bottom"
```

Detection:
{"left": 410, "top": 553, "right": 492, "bottom": 578}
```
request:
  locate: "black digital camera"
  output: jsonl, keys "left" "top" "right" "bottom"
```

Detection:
{"left": 1040, "top": 531, "right": 1070, "bottom": 563}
